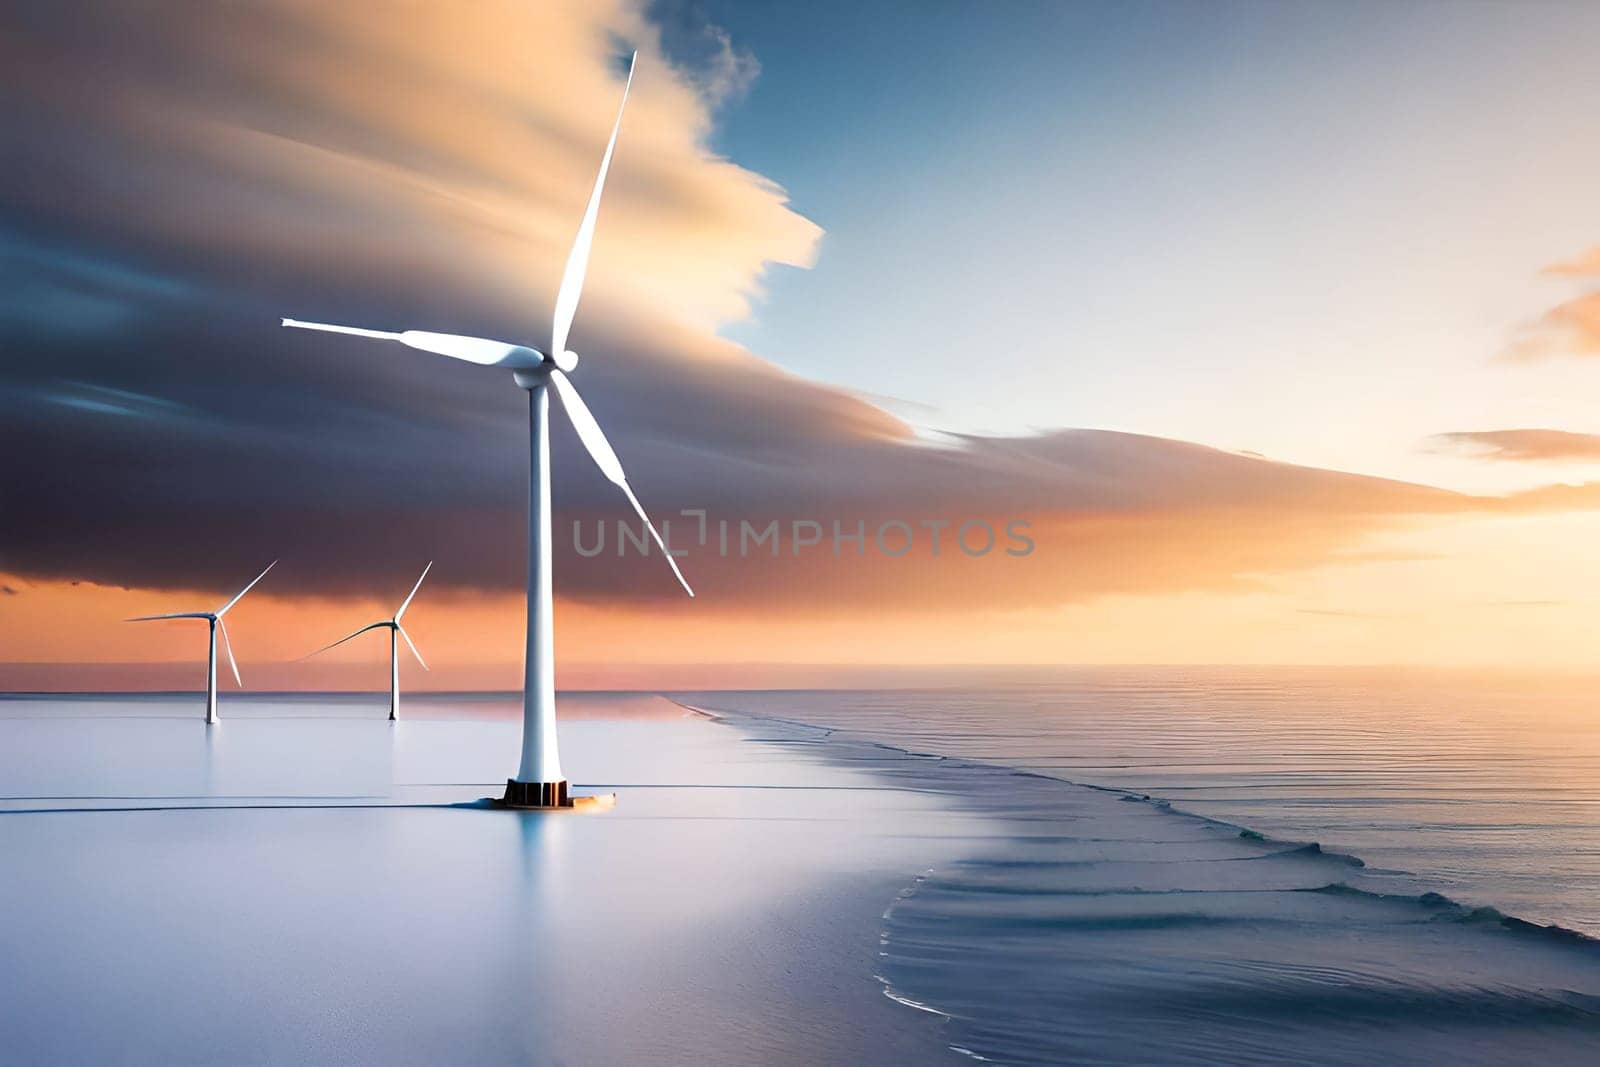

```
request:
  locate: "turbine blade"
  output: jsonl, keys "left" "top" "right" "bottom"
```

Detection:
{"left": 549, "top": 370, "right": 693, "bottom": 598}
{"left": 397, "top": 624, "right": 429, "bottom": 671}
{"left": 548, "top": 369, "right": 624, "bottom": 484}
{"left": 550, "top": 51, "right": 636, "bottom": 359}
{"left": 297, "top": 621, "right": 388, "bottom": 661}
{"left": 282, "top": 319, "right": 402, "bottom": 341}
{"left": 620, "top": 483, "right": 695, "bottom": 598}
{"left": 217, "top": 618, "right": 242, "bottom": 687}
{"left": 125, "top": 612, "right": 212, "bottom": 622}
{"left": 283, "top": 319, "right": 541, "bottom": 368}
{"left": 398, "top": 331, "right": 543, "bottom": 368}
{"left": 217, "top": 560, "right": 276, "bottom": 617}
{"left": 395, "top": 561, "right": 432, "bottom": 621}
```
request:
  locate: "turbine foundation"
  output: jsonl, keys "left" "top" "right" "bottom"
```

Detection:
{"left": 502, "top": 778, "right": 570, "bottom": 808}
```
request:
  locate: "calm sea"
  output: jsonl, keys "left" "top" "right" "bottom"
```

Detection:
{"left": 685, "top": 666, "right": 1600, "bottom": 937}
{"left": 7, "top": 674, "right": 1600, "bottom": 1062}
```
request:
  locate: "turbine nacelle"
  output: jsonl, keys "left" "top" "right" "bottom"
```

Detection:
{"left": 512, "top": 349, "right": 579, "bottom": 390}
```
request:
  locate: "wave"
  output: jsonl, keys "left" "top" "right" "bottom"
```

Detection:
{"left": 688, "top": 698, "right": 1596, "bottom": 945}
{"left": 1304, "top": 883, "right": 1596, "bottom": 946}
{"left": 1078, "top": 783, "right": 1598, "bottom": 945}
{"left": 687, "top": 700, "right": 1600, "bottom": 1064}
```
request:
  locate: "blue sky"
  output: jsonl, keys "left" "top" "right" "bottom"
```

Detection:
{"left": 664, "top": 1, "right": 1600, "bottom": 488}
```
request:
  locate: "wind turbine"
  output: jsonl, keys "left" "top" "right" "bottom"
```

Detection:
{"left": 126, "top": 561, "right": 277, "bottom": 724}
{"left": 301, "top": 563, "right": 432, "bottom": 721}
{"left": 281, "top": 52, "right": 691, "bottom": 808}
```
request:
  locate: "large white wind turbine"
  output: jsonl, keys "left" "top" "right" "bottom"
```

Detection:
{"left": 301, "top": 563, "right": 432, "bottom": 721}
{"left": 282, "top": 53, "right": 691, "bottom": 807}
{"left": 126, "top": 561, "right": 277, "bottom": 725}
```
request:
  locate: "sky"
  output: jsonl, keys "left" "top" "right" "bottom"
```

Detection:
{"left": 4, "top": 0, "right": 1600, "bottom": 689}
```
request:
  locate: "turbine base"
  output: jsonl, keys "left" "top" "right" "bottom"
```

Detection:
{"left": 501, "top": 778, "right": 570, "bottom": 809}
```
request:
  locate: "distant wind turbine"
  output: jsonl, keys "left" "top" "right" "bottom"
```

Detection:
{"left": 126, "top": 561, "right": 277, "bottom": 725}
{"left": 282, "top": 52, "right": 691, "bottom": 807}
{"left": 301, "top": 563, "right": 432, "bottom": 721}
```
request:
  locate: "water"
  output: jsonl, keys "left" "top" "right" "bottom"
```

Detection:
{"left": 685, "top": 668, "right": 1600, "bottom": 1064}
{"left": 0, "top": 694, "right": 981, "bottom": 1065}
{"left": 10, "top": 675, "right": 1600, "bottom": 1064}
{"left": 684, "top": 666, "right": 1600, "bottom": 936}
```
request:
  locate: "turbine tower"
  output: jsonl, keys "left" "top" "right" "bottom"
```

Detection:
{"left": 126, "top": 561, "right": 277, "bottom": 724}
{"left": 282, "top": 53, "right": 691, "bottom": 807}
{"left": 301, "top": 563, "right": 432, "bottom": 721}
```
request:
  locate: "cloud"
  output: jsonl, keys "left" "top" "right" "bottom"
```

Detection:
{"left": 698, "top": 27, "right": 762, "bottom": 107}
{"left": 0, "top": 1, "right": 820, "bottom": 333}
{"left": 650, "top": 2, "right": 762, "bottom": 109}
{"left": 1427, "top": 428, "right": 1600, "bottom": 462}
{"left": 9, "top": 3, "right": 1600, "bottom": 625}
{"left": 1542, "top": 246, "right": 1600, "bottom": 277}
{"left": 1296, "top": 608, "right": 1399, "bottom": 620}
{"left": 1504, "top": 245, "right": 1600, "bottom": 360}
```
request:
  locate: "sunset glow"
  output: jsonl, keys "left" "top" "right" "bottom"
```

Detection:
{"left": 6, "top": 1, "right": 1600, "bottom": 686}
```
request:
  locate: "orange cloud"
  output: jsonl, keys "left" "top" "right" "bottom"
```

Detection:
{"left": 1541, "top": 246, "right": 1600, "bottom": 277}
{"left": 0, "top": 1, "right": 820, "bottom": 334}
{"left": 1505, "top": 244, "right": 1600, "bottom": 360}
{"left": 1427, "top": 428, "right": 1600, "bottom": 462}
